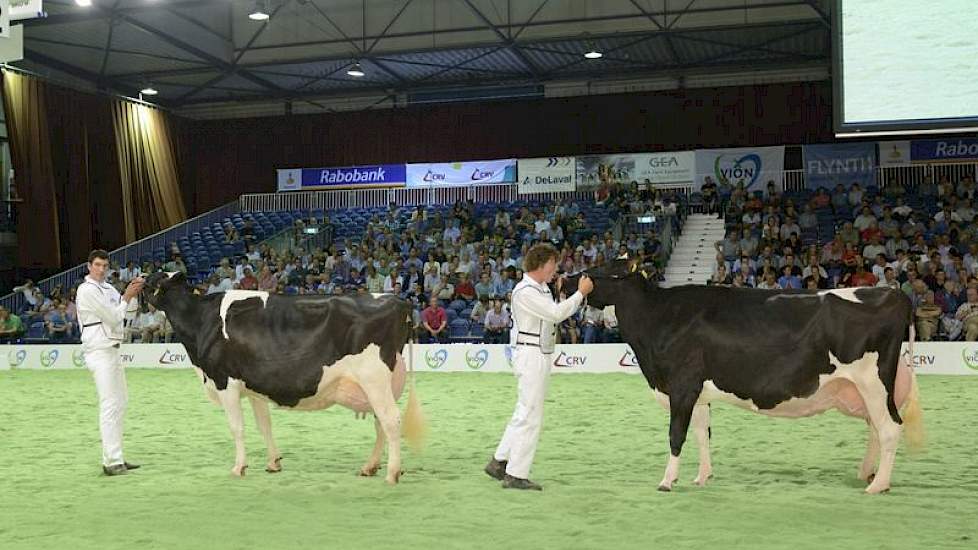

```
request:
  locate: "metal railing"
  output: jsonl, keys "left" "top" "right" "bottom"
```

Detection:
{"left": 239, "top": 184, "right": 594, "bottom": 212}
{"left": 0, "top": 200, "right": 239, "bottom": 314}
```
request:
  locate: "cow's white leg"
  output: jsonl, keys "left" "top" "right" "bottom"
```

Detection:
{"left": 359, "top": 416, "right": 385, "bottom": 477}
{"left": 850, "top": 360, "right": 901, "bottom": 494}
{"left": 218, "top": 382, "right": 247, "bottom": 477}
{"left": 858, "top": 420, "right": 880, "bottom": 483}
{"left": 249, "top": 396, "right": 282, "bottom": 473}
{"left": 691, "top": 404, "right": 713, "bottom": 486}
{"left": 659, "top": 391, "right": 698, "bottom": 492}
{"left": 356, "top": 367, "right": 402, "bottom": 485}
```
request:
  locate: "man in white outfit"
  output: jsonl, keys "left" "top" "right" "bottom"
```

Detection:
{"left": 77, "top": 249, "right": 144, "bottom": 476}
{"left": 485, "top": 243, "right": 592, "bottom": 490}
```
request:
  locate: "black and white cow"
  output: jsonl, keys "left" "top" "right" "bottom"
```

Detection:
{"left": 563, "top": 259, "right": 923, "bottom": 494}
{"left": 143, "top": 272, "right": 425, "bottom": 484}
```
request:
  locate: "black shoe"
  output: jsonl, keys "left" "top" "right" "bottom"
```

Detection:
{"left": 502, "top": 474, "right": 542, "bottom": 491}
{"left": 484, "top": 458, "right": 507, "bottom": 481}
{"left": 123, "top": 462, "right": 140, "bottom": 471}
{"left": 102, "top": 464, "right": 128, "bottom": 476}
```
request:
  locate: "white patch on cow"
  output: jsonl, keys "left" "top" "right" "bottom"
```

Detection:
{"left": 288, "top": 344, "right": 389, "bottom": 412}
{"left": 219, "top": 290, "right": 270, "bottom": 339}
{"left": 697, "top": 350, "right": 880, "bottom": 419}
{"left": 166, "top": 271, "right": 179, "bottom": 279}
{"left": 818, "top": 288, "right": 863, "bottom": 303}
{"left": 371, "top": 293, "right": 388, "bottom": 299}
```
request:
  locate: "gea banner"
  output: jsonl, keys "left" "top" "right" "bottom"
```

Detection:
{"left": 576, "top": 152, "right": 694, "bottom": 190}
{"left": 406, "top": 159, "right": 516, "bottom": 188}
{"left": 277, "top": 164, "right": 406, "bottom": 191}
{"left": 5, "top": 342, "right": 973, "bottom": 375}
{"left": 803, "top": 143, "right": 877, "bottom": 190}
{"left": 517, "top": 157, "right": 575, "bottom": 194}
{"left": 878, "top": 141, "right": 911, "bottom": 167}
{"left": 694, "top": 146, "right": 785, "bottom": 192}
{"left": 911, "top": 138, "right": 978, "bottom": 163}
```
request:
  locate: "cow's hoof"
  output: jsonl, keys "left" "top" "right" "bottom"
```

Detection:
{"left": 231, "top": 465, "right": 248, "bottom": 477}
{"left": 657, "top": 484, "right": 672, "bottom": 492}
{"left": 865, "top": 483, "right": 890, "bottom": 495}
{"left": 265, "top": 457, "right": 282, "bottom": 473}
{"left": 385, "top": 471, "right": 402, "bottom": 485}
{"left": 864, "top": 473, "right": 876, "bottom": 484}
{"left": 692, "top": 473, "right": 713, "bottom": 486}
{"left": 359, "top": 464, "right": 380, "bottom": 477}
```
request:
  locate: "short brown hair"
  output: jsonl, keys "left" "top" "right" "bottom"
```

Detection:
{"left": 523, "top": 243, "right": 559, "bottom": 272}
{"left": 88, "top": 249, "right": 110, "bottom": 263}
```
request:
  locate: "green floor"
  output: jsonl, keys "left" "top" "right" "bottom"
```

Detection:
{"left": 1, "top": 370, "right": 975, "bottom": 550}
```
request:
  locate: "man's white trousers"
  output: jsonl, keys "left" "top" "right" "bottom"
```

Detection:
{"left": 86, "top": 347, "right": 128, "bottom": 467}
{"left": 493, "top": 346, "right": 551, "bottom": 479}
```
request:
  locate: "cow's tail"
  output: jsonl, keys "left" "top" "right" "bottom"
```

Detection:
{"left": 402, "top": 313, "right": 428, "bottom": 453}
{"left": 901, "top": 323, "right": 925, "bottom": 453}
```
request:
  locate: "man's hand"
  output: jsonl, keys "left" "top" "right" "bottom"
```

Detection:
{"left": 123, "top": 277, "right": 145, "bottom": 302}
{"left": 578, "top": 275, "right": 594, "bottom": 296}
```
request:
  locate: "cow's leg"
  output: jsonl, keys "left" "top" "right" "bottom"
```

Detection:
{"left": 217, "top": 383, "right": 247, "bottom": 477}
{"left": 852, "top": 364, "right": 901, "bottom": 494}
{"left": 691, "top": 404, "right": 713, "bottom": 486}
{"left": 358, "top": 372, "right": 402, "bottom": 485}
{"left": 249, "top": 396, "right": 282, "bottom": 473}
{"left": 359, "top": 416, "right": 385, "bottom": 477}
{"left": 659, "top": 392, "right": 697, "bottom": 492}
{"left": 858, "top": 419, "right": 880, "bottom": 483}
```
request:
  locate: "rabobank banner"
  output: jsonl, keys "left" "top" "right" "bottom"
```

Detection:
{"left": 803, "top": 143, "right": 877, "bottom": 190}
{"left": 405, "top": 159, "right": 516, "bottom": 188}
{"left": 694, "top": 146, "right": 785, "bottom": 192}
{"left": 576, "top": 152, "right": 694, "bottom": 190}
{"left": 911, "top": 138, "right": 978, "bottom": 163}
{"left": 517, "top": 157, "right": 576, "bottom": 194}
{"left": 276, "top": 164, "right": 407, "bottom": 192}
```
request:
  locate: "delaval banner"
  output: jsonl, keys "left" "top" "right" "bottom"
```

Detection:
{"left": 911, "top": 138, "right": 978, "bottom": 163}
{"left": 405, "top": 159, "right": 516, "bottom": 188}
{"left": 276, "top": 164, "right": 407, "bottom": 192}
{"left": 694, "top": 146, "right": 785, "bottom": 192}
{"left": 878, "top": 141, "right": 911, "bottom": 167}
{"left": 575, "top": 152, "right": 695, "bottom": 190}
{"left": 803, "top": 143, "right": 877, "bottom": 190}
{"left": 517, "top": 157, "right": 576, "bottom": 194}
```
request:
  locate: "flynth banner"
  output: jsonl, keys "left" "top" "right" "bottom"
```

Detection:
{"left": 878, "top": 141, "right": 911, "bottom": 167}
{"left": 405, "top": 159, "right": 516, "bottom": 188}
{"left": 276, "top": 164, "right": 407, "bottom": 192}
{"left": 694, "top": 146, "right": 785, "bottom": 192}
{"left": 803, "top": 143, "right": 877, "bottom": 190}
{"left": 575, "top": 151, "right": 695, "bottom": 190}
{"left": 517, "top": 157, "right": 575, "bottom": 194}
{"left": 911, "top": 138, "right": 978, "bottom": 163}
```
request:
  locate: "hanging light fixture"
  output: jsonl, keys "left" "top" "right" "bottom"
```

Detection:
{"left": 75, "top": 0, "right": 93, "bottom": 6}
{"left": 583, "top": 42, "right": 603, "bottom": 59}
{"left": 346, "top": 62, "right": 365, "bottom": 77}
{"left": 249, "top": 1, "right": 270, "bottom": 21}
{"left": 140, "top": 85, "right": 158, "bottom": 96}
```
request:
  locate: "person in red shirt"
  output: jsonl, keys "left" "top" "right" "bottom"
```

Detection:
{"left": 454, "top": 273, "right": 476, "bottom": 301}
{"left": 238, "top": 267, "right": 259, "bottom": 290}
{"left": 846, "top": 257, "right": 878, "bottom": 287}
{"left": 421, "top": 296, "right": 448, "bottom": 343}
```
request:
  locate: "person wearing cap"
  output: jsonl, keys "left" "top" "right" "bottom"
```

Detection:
{"left": 77, "top": 249, "right": 144, "bottom": 476}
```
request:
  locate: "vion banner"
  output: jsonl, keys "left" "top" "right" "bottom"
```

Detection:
{"left": 803, "top": 143, "right": 877, "bottom": 190}
{"left": 517, "top": 157, "right": 575, "bottom": 194}
{"left": 694, "top": 146, "right": 785, "bottom": 192}
{"left": 276, "top": 164, "right": 406, "bottom": 192}
{"left": 911, "top": 138, "right": 978, "bottom": 163}
{"left": 406, "top": 158, "right": 516, "bottom": 188}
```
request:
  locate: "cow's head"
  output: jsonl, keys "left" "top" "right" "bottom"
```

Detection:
{"left": 561, "top": 257, "right": 649, "bottom": 309}
{"left": 143, "top": 271, "right": 189, "bottom": 308}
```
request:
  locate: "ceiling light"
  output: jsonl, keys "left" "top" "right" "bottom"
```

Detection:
{"left": 75, "top": 0, "right": 92, "bottom": 6}
{"left": 346, "top": 63, "right": 365, "bottom": 77}
{"left": 140, "top": 86, "right": 158, "bottom": 96}
{"left": 249, "top": 1, "right": 270, "bottom": 21}
{"left": 584, "top": 48, "right": 603, "bottom": 59}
